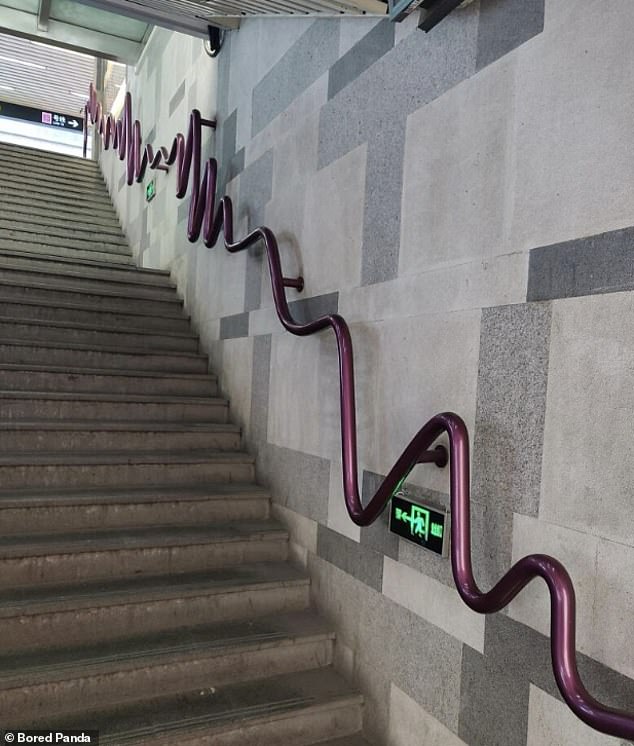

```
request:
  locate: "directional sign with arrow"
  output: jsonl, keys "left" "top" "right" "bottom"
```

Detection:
{"left": 0, "top": 100, "right": 84, "bottom": 132}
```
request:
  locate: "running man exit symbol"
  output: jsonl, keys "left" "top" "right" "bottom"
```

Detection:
{"left": 390, "top": 494, "right": 449, "bottom": 556}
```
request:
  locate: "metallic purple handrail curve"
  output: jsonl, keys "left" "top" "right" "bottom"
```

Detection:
{"left": 84, "top": 83, "right": 634, "bottom": 741}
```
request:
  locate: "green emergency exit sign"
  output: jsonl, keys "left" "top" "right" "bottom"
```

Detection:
{"left": 389, "top": 494, "right": 449, "bottom": 557}
{"left": 146, "top": 178, "right": 156, "bottom": 202}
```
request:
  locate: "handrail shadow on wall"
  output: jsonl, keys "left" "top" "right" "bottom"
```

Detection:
{"left": 84, "top": 83, "right": 634, "bottom": 741}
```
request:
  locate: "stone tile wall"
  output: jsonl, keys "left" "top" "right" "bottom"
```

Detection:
{"left": 100, "top": 2, "right": 634, "bottom": 743}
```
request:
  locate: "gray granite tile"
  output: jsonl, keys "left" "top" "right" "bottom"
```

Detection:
{"left": 219, "top": 311, "right": 249, "bottom": 339}
{"left": 472, "top": 303, "right": 552, "bottom": 516}
{"left": 309, "top": 554, "right": 464, "bottom": 732}
{"left": 169, "top": 80, "right": 186, "bottom": 116}
{"left": 459, "top": 631, "right": 531, "bottom": 746}
{"left": 476, "top": 0, "right": 545, "bottom": 72}
{"left": 359, "top": 470, "right": 399, "bottom": 560}
{"left": 244, "top": 250, "right": 263, "bottom": 313}
{"left": 259, "top": 443, "right": 330, "bottom": 523}
{"left": 468, "top": 302, "right": 551, "bottom": 591}
{"left": 118, "top": 171, "right": 126, "bottom": 192}
{"left": 288, "top": 291, "right": 339, "bottom": 324}
{"left": 145, "top": 125, "right": 156, "bottom": 144}
{"left": 238, "top": 150, "right": 274, "bottom": 312}
{"left": 228, "top": 146, "right": 245, "bottom": 182}
{"left": 220, "top": 109, "right": 237, "bottom": 175}
{"left": 250, "top": 334, "right": 271, "bottom": 448}
{"left": 459, "top": 613, "right": 634, "bottom": 746}
{"left": 252, "top": 20, "right": 341, "bottom": 136}
{"left": 317, "top": 8, "right": 479, "bottom": 170}
{"left": 361, "top": 129, "right": 406, "bottom": 285}
{"left": 239, "top": 150, "right": 274, "bottom": 230}
{"left": 527, "top": 225, "right": 634, "bottom": 302}
{"left": 317, "top": 524, "right": 384, "bottom": 591}
{"left": 328, "top": 19, "right": 395, "bottom": 101}
{"left": 177, "top": 198, "right": 190, "bottom": 225}
{"left": 317, "top": 7, "right": 479, "bottom": 285}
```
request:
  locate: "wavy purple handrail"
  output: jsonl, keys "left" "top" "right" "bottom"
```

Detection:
{"left": 84, "top": 83, "right": 634, "bottom": 741}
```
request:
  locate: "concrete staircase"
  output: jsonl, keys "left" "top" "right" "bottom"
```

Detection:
{"left": 0, "top": 142, "right": 372, "bottom": 746}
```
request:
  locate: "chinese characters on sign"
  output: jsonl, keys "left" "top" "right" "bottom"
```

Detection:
{"left": 389, "top": 494, "right": 449, "bottom": 556}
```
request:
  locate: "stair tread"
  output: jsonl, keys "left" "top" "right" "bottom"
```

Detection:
{"left": 0, "top": 246, "right": 165, "bottom": 273}
{"left": 0, "top": 295, "right": 189, "bottom": 321}
{"left": 0, "top": 449, "right": 253, "bottom": 466}
{"left": 319, "top": 738, "right": 374, "bottom": 746}
{"left": 0, "top": 336, "right": 203, "bottom": 358}
{"left": 0, "top": 519, "right": 287, "bottom": 558}
{"left": 0, "top": 362, "right": 211, "bottom": 381}
{"left": 0, "top": 315, "right": 197, "bottom": 340}
{"left": 0, "top": 610, "right": 333, "bottom": 687}
{"left": 0, "top": 277, "right": 183, "bottom": 304}
{"left": 35, "top": 667, "right": 361, "bottom": 740}
{"left": 0, "top": 390, "right": 224, "bottom": 404}
{"left": 0, "top": 419, "right": 238, "bottom": 432}
{"left": 0, "top": 264, "right": 175, "bottom": 289}
{"left": 0, "top": 561, "right": 309, "bottom": 615}
{"left": 0, "top": 482, "right": 269, "bottom": 509}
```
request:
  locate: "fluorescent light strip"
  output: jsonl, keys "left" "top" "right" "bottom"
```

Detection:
{"left": 0, "top": 55, "right": 46, "bottom": 70}
{"left": 0, "top": 84, "right": 14, "bottom": 91}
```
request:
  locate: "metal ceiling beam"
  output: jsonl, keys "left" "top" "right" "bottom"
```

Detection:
{"left": 0, "top": 5, "right": 143, "bottom": 62}
{"left": 73, "top": 0, "right": 239, "bottom": 34}
{"left": 37, "top": 0, "right": 51, "bottom": 31}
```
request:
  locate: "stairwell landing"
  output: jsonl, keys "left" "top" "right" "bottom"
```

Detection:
{"left": 0, "top": 141, "right": 373, "bottom": 746}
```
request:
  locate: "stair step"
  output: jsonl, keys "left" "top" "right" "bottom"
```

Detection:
{"left": 0, "top": 228, "right": 130, "bottom": 256}
{"left": 320, "top": 737, "right": 375, "bottom": 745}
{"left": 2, "top": 203, "right": 121, "bottom": 231}
{"left": 1, "top": 207, "right": 124, "bottom": 237}
{"left": 0, "top": 363, "right": 216, "bottom": 396}
{"left": 0, "top": 277, "right": 183, "bottom": 314}
{"left": 0, "top": 181, "right": 114, "bottom": 210}
{"left": 0, "top": 297, "right": 192, "bottom": 334}
{"left": 0, "top": 611, "right": 334, "bottom": 724}
{"left": 0, "top": 520, "right": 288, "bottom": 589}
{"left": 0, "top": 390, "right": 228, "bottom": 421}
{"left": 0, "top": 246, "right": 163, "bottom": 278}
{"left": 0, "top": 337, "right": 207, "bottom": 373}
{"left": 0, "top": 265, "right": 177, "bottom": 298}
{"left": 0, "top": 218, "right": 126, "bottom": 246}
{"left": 2, "top": 170, "right": 109, "bottom": 199}
{"left": 0, "top": 448, "right": 254, "bottom": 488}
{"left": 0, "top": 419, "right": 241, "bottom": 452}
{"left": 0, "top": 143, "right": 101, "bottom": 176}
{"left": 0, "top": 561, "right": 310, "bottom": 653}
{"left": 0, "top": 237, "right": 133, "bottom": 265}
{"left": 0, "top": 317, "right": 198, "bottom": 352}
{"left": 0, "top": 160, "right": 107, "bottom": 192}
{"left": 32, "top": 667, "right": 363, "bottom": 746}
{"left": 0, "top": 483, "right": 270, "bottom": 533}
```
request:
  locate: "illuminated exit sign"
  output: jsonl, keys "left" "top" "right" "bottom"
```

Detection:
{"left": 146, "top": 179, "right": 156, "bottom": 202}
{"left": 389, "top": 494, "right": 449, "bottom": 556}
